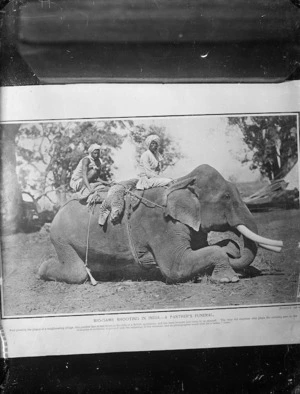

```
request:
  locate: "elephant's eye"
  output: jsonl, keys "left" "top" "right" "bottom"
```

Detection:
{"left": 223, "top": 193, "right": 231, "bottom": 200}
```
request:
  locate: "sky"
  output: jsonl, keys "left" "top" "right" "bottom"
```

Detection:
{"left": 112, "top": 115, "right": 261, "bottom": 183}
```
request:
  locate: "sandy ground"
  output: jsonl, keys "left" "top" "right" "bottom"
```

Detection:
{"left": 1, "top": 209, "right": 300, "bottom": 317}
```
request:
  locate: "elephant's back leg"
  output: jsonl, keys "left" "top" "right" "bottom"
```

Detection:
{"left": 38, "top": 237, "right": 88, "bottom": 284}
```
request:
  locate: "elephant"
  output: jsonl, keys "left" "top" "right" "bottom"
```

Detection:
{"left": 38, "top": 164, "right": 283, "bottom": 285}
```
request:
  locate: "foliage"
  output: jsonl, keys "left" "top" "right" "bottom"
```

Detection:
{"left": 15, "top": 119, "right": 183, "bottom": 208}
{"left": 227, "top": 116, "right": 298, "bottom": 180}
{"left": 129, "top": 123, "right": 183, "bottom": 168}
{"left": 16, "top": 121, "right": 126, "bottom": 204}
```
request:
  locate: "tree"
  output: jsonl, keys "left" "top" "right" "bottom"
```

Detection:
{"left": 0, "top": 124, "right": 23, "bottom": 235}
{"left": 129, "top": 123, "right": 183, "bottom": 169}
{"left": 16, "top": 121, "right": 126, "bottom": 206}
{"left": 227, "top": 116, "right": 298, "bottom": 180}
{"left": 15, "top": 119, "right": 183, "bottom": 214}
{"left": 1, "top": 118, "right": 182, "bottom": 233}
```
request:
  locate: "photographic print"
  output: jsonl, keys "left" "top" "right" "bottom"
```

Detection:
{"left": 1, "top": 84, "right": 300, "bottom": 357}
{"left": 1, "top": 113, "right": 299, "bottom": 317}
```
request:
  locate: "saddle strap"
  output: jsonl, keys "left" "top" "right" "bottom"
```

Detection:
{"left": 124, "top": 193, "right": 142, "bottom": 267}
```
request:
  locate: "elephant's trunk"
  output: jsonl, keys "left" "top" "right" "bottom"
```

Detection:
{"left": 228, "top": 223, "right": 283, "bottom": 271}
{"left": 228, "top": 235, "right": 257, "bottom": 271}
{"left": 208, "top": 230, "right": 257, "bottom": 271}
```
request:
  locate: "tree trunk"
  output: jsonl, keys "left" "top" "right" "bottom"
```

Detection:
{"left": 59, "top": 167, "right": 68, "bottom": 205}
{"left": 55, "top": 187, "right": 67, "bottom": 207}
{"left": 0, "top": 124, "right": 23, "bottom": 235}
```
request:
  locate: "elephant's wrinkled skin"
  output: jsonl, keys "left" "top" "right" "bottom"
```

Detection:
{"left": 39, "top": 165, "right": 277, "bottom": 285}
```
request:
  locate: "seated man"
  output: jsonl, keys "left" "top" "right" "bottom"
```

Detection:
{"left": 136, "top": 134, "right": 172, "bottom": 190}
{"left": 70, "top": 144, "right": 110, "bottom": 196}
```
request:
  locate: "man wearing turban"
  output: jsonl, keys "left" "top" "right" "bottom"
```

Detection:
{"left": 70, "top": 143, "right": 111, "bottom": 193}
{"left": 136, "top": 134, "right": 172, "bottom": 190}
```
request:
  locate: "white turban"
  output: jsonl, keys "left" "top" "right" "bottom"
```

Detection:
{"left": 88, "top": 143, "right": 102, "bottom": 154}
{"left": 145, "top": 134, "right": 160, "bottom": 149}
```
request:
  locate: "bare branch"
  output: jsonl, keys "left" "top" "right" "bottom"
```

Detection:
{"left": 22, "top": 191, "right": 37, "bottom": 203}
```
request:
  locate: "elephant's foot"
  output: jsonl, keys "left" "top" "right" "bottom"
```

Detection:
{"left": 211, "top": 263, "right": 239, "bottom": 283}
{"left": 38, "top": 255, "right": 88, "bottom": 284}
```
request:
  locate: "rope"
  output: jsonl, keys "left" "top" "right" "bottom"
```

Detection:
{"left": 126, "top": 190, "right": 165, "bottom": 210}
{"left": 124, "top": 193, "right": 142, "bottom": 267}
{"left": 86, "top": 187, "right": 163, "bottom": 274}
{"left": 84, "top": 207, "right": 97, "bottom": 286}
{"left": 124, "top": 190, "right": 164, "bottom": 268}
{"left": 84, "top": 210, "right": 93, "bottom": 267}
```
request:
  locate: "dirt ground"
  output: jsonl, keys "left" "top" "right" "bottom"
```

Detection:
{"left": 2, "top": 209, "right": 300, "bottom": 317}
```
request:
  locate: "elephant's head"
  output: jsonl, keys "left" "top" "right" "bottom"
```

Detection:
{"left": 164, "top": 164, "right": 282, "bottom": 270}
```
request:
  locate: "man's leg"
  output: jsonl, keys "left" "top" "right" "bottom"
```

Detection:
{"left": 148, "top": 177, "right": 172, "bottom": 187}
{"left": 87, "top": 168, "right": 98, "bottom": 182}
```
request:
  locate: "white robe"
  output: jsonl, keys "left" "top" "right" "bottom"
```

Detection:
{"left": 136, "top": 150, "right": 172, "bottom": 190}
{"left": 70, "top": 155, "right": 101, "bottom": 191}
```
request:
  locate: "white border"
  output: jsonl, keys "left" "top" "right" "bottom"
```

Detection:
{"left": 1, "top": 82, "right": 300, "bottom": 122}
{"left": 1, "top": 82, "right": 300, "bottom": 358}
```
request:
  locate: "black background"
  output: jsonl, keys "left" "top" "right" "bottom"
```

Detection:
{"left": 1, "top": 0, "right": 300, "bottom": 392}
{"left": 1, "top": 346, "right": 300, "bottom": 393}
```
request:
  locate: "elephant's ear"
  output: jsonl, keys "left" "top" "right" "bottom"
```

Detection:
{"left": 164, "top": 181, "right": 201, "bottom": 231}
{"left": 163, "top": 176, "right": 198, "bottom": 203}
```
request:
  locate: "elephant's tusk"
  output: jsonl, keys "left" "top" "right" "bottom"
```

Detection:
{"left": 237, "top": 224, "right": 283, "bottom": 247}
{"left": 258, "top": 243, "right": 282, "bottom": 253}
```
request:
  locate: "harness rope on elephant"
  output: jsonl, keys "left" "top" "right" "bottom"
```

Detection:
{"left": 124, "top": 193, "right": 142, "bottom": 267}
{"left": 84, "top": 188, "right": 165, "bottom": 284}
{"left": 124, "top": 190, "right": 165, "bottom": 268}
{"left": 84, "top": 206, "right": 98, "bottom": 286}
{"left": 126, "top": 189, "right": 165, "bottom": 210}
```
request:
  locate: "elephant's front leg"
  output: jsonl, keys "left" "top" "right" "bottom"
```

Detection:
{"left": 149, "top": 222, "right": 239, "bottom": 284}
{"left": 159, "top": 245, "right": 239, "bottom": 284}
